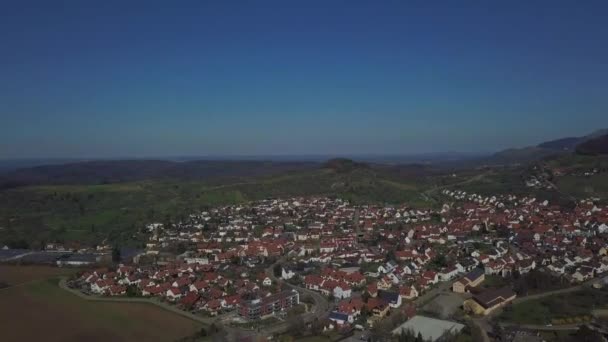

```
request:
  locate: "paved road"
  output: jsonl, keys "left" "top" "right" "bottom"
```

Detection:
{"left": 500, "top": 321, "right": 580, "bottom": 331}
{"left": 266, "top": 256, "right": 332, "bottom": 324}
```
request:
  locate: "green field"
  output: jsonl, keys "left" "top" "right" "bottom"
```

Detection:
{"left": 500, "top": 289, "right": 608, "bottom": 325}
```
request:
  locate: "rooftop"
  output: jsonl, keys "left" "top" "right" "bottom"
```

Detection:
{"left": 392, "top": 316, "right": 465, "bottom": 342}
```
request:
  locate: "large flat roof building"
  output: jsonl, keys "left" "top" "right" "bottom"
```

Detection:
{"left": 392, "top": 315, "right": 465, "bottom": 342}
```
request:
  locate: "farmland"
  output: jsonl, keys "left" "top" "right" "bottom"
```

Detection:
{"left": 0, "top": 266, "right": 203, "bottom": 342}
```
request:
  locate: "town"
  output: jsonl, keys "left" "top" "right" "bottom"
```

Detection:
{"left": 4, "top": 190, "right": 608, "bottom": 341}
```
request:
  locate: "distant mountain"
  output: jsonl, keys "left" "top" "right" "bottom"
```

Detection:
{"left": 576, "top": 134, "right": 608, "bottom": 155}
{"left": 478, "top": 128, "right": 608, "bottom": 165}
{"left": 0, "top": 160, "right": 319, "bottom": 190}
{"left": 537, "top": 129, "right": 608, "bottom": 151}
{"left": 323, "top": 158, "right": 369, "bottom": 173}
{"left": 537, "top": 137, "right": 584, "bottom": 151}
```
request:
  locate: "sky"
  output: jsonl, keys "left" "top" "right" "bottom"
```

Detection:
{"left": 1, "top": 1, "right": 607, "bottom": 158}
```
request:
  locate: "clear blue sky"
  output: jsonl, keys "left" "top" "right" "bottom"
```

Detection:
{"left": 1, "top": 0, "right": 607, "bottom": 158}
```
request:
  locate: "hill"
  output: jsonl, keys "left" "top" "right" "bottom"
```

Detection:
{"left": 537, "top": 137, "right": 584, "bottom": 151}
{"left": 322, "top": 158, "right": 369, "bottom": 173}
{"left": 476, "top": 128, "right": 608, "bottom": 166}
{"left": 576, "top": 134, "right": 608, "bottom": 155}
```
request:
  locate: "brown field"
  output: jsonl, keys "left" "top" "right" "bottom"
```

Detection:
{"left": 0, "top": 264, "right": 76, "bottom": 286}
{"left": 0, "top": 266, "right": 202, "bottom": 342}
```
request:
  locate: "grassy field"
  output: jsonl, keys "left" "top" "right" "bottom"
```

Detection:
{"left": 500, "top": 289, "right": 608, "bottom": 325}
{"left": 0, "top": 266, "right": 202, "bottom": 342}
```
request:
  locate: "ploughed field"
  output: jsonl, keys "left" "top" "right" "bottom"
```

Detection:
{"left": 0, "top": 265, "right": 202, "bottom": 342}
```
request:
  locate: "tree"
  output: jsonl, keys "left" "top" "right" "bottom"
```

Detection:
{"left": 471, "top": 323, "right": 484, "bottom": 342}
{"left": 385, "top": 249, "right": 396, "bottom": 262}
{"left": 286, "top": 315, "right": 306, "bottom": 336}
{"left": 126, "top": 285, "right": 138, "bottom": 297}
{"left": 112, "top": 247, "right": 121, "bottom": 263}
{"left": 273, "top": 264, "right": 282, "bottom": 278}
{"left": 573, "top": 325, "right": 603, "bottom": 342}
{"left": 362, "top": 290, "right": 371, "bottom": 303}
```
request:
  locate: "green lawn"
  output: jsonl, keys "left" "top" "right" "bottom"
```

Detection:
{"left": 482, "top": 275, "right": 510, "bottom": 288}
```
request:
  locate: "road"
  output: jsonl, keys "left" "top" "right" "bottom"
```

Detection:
{"left": 265, "top": 257, "right": 332, "bottom": 324}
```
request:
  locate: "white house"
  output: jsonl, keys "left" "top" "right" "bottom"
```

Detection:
{"left": 333, "top": 285, "right": 352, "bottom": 299}
{"left": 166, "top": 288, "right": 183, "bottom": 301}
{"left": 281, "top": 267, "right": 296, "bottom": 280}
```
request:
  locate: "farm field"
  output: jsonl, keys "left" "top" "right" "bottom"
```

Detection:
{"left": 0, "top": 266, "right": 202, "bottom": 342}
{"left": 0, "top": 264, "right": 76, "bottom": 286}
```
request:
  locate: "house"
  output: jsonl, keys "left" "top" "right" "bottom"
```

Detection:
{"left": 378, "top": 260, "right": 398, "bottom": 274}
{"left": 281, "top": 267, "right": 296, "bottom": 280}
{"left": 180, "top": 292, "right": 200, "bottom": 309}
{"left": 109, "top": 285, "right": 126, "bottom": 296}
{"left": 91, "top": 279, "right": 113, "bottom": 294}
{"left": 439, "top": 266, "right": 459, "bottom": 282}
{"left": 262, "top": 277, "right": 272, "bottom": 287}
{"left": 166, "top": 287, "right": 183, "bottom": 301}
{"left": 422, "top": 271, "right": 438, "bottom": 284}
{"left": 377, "top": 276, "right": 393, "bottom": 290}
{"left": 452, "top": 268, "right": 485, "bottom": 293}
{"left": 366, "top": 297, "right": 390, "bottom": 326}
{"left": 463, "top": 287, "right": 516, "bottom": 315}
{"left": 337, "top": 298, "right": 365, "bottom": 317}
{"left": 205, "top": 299, "right": 223, "bottom": 315}
{"left": 333, "top": 284, "right": 352, "bottom": 299}
{"left": 399, "top": 286, "right": 418, "bottom": 300}
{"left": 329, "top": 311, "right": 354, "bottom": 326}
{"left": 378, "top": 289, "right": 402, "bottom": 308}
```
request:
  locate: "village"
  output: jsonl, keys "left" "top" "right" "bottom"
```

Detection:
{"left": 4, "top": 191, "right": 608, "bottom": 341}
